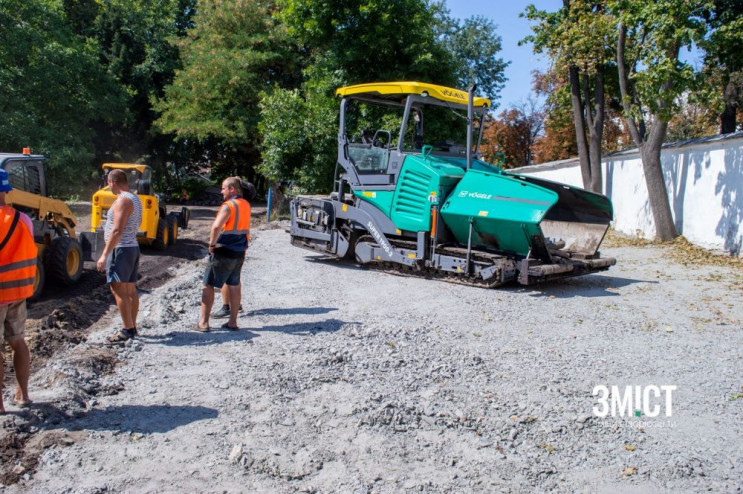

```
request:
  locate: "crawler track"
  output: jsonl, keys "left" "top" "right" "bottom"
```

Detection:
{"left": 355, "top": 235, "right": 514, "bottom": 289}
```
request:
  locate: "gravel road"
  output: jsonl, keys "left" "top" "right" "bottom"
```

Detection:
{"left": 2, "top": 224, "right": 742, "bottom": 492}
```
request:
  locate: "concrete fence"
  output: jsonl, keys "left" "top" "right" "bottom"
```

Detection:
{"left": 513, "top": 131, "right": 743, "bottom": 256}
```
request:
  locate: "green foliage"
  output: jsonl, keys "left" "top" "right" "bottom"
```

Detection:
{"left": 610, "top": 0, "right": 709, "bottom": 123}
{"left": 526, "top": 1, "right": 615, "bottom": 75}
{"left": 277, "top": 0, "right": 455, "bottom": 86}
{"left": 74, "top": 0, "right": 198, "bottom": 171}
{"left": 0, "top": 0, "right": 128, "bottom": 196}
{"left": 155, "top": 0, "right": 296, "bottom": 156}
{"left": 439, "top": 14, "right": 509, "bottom": 102}
{"left": 258, "top": 72, "right": 339, "bottom": 193}
{"left": 178, "top": 176, "right": 214, "bottom": 201}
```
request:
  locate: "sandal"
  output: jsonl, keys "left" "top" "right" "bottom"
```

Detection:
{"left": 220, "top": 322, "right": 239, "bottom": 330}
{"left": 108, "top": 328, "right": 135, "bottom": 343}
{"left": 194, "top": 324, "right": 210, "bottom": 332}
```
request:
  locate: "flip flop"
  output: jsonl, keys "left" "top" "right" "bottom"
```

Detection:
{"left": 220, "top": 322, "right": 239, "bottom": 330}
{"left": 194, "top": 324, "right": 210, "bottom": 332}
{"left": 13, "top": 399, "right": 31, "bottom": 408}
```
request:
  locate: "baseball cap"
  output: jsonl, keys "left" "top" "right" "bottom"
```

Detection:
{"left": 0, "top": 169, "right": 11, "bottom": 192}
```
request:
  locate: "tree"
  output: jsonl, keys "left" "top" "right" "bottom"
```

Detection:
{"left": 155, "top": 0, "right": 298, "bottom": 181}
{"left": 62, "top": 0, "right": 197, "bottom": 177}
{"left": 481, "top": 98, "right": 544, "bottom": 168}
{"left": 438, "top": 13, "right": 509, "bottom": 102}
{"left": 612, "top": 0, "right": 708, "bottom": 240}
{"left": 0, "top": 0, "right": 127, "bottom": 193}
{"left": 525, "top": 0, "right": 615, "bottom": 194}
{"left": 531, "top": 71, "right": 578, "bottom": 163}
{"left": 277, "top": 0, "right": 456, "bottom": 86}
{"left": 700, "top": 0, "right": 743, "bottom": 134}
{"left": 531, "top": 68, "right": 628, "bottom": 163}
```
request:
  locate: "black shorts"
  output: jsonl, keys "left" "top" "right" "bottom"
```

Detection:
{"left": 203, "top": 251, "right": 244, "bottom": 288}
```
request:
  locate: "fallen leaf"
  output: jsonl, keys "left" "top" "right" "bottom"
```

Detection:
{"left": 622, "top": 466, "right": 637, "bottom": 476}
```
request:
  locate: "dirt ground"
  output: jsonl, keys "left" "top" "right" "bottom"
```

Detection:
{"left": 0, "top": 203, "right": 264, "bottom": 485}
{"left": 0, "top": 203, "right": 741, "bottom": 492}
{"left": 23, "top": 204, "right": 228, "bottom": 360}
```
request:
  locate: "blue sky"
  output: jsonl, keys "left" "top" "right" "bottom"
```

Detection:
{"left": 445, "top": 0, "right": 563, "bottom": 110}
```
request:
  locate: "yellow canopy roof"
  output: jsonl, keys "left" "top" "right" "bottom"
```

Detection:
{"left": 336, "top": 81, "right": 491, "bottom": 108}
{"left": 102, "top": 163, "right": 149, "bottom": 174}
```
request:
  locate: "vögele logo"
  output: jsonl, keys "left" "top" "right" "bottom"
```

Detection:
{"left": 593, "top": 384, "right": 677, "bottom": 418}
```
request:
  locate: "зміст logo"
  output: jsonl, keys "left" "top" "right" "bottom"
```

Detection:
{"left": 593, "top": 385, "right": 676, "bottom": 418}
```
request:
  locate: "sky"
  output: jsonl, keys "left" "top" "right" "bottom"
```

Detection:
{"left": 445, "top": 0, "right": 563, "bottom": 110}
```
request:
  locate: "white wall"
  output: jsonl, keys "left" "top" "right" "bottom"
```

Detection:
{"left": 513, "top": 132, "right": 743, "bottom": 256}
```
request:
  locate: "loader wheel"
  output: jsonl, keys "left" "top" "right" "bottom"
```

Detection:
{"left": 152, "top": 218, "right": 170, "bottom": 251}
{"left": 29, "top": 257, "right": 45, "bottom": 302}
{"left": 45, "top": 237, "right": 84, "bottom": 285}
{"left": 178, "top": 206, "right": 190, "bottom": 229}
{"left": 168, "top": 214, "right": 179, "bottom": 245}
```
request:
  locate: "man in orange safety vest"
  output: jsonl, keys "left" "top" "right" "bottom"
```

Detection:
{"left": 0, "top": 168, "right": 35, "bottom": 413}
{"left": 197, "top": 176, "right": 250, "bottom": 331}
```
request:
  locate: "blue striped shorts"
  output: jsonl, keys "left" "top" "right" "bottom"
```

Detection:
{"left": 106, "top": 246, "right": 140, "bottom": 284}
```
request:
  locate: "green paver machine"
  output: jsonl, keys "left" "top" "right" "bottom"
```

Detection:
{"left": 289, "top": 81, "right": 616, "bottom": 287}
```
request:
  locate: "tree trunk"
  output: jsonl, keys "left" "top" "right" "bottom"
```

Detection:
{"left": 720, "top": 78, "right": 738, "bottom": 134}
{"left": 587, "top": 65, "right": 605, "bottom": 194}
{"left": 568, "top": 66, "right": 593, "bottom": 191}
{"left": 720, "top": 102, "right": 737, "bottom": 134}
{"left": 617, "top": 22, "right": 677, "bottom": 241}
{"left": 641, "top": 122, "right": 677, "bottom": 241}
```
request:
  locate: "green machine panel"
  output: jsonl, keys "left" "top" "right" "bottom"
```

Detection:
{"left": 390, "top": 155, "right": 464, "bottom": 232}
{"left": 439, "top": 169, "right": 558, "bottom": 256}
{"left": 353, "top": 190, "right": 395, "bottom": 216}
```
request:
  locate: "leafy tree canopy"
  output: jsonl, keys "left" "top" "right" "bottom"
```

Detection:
{"left": 156, "top": 0, "right": 290, "bottom": 144}
{"left": 438, "top": 13, "right": 509, "bottom": 101}
{"left": 155, "top": 0, "right": 298, "bottom": 176}
{"left": 277, "top": 0, "right": 456, "bottom": 85}
{"left": 0, "top": 0, "right": 127, "bottom": 193}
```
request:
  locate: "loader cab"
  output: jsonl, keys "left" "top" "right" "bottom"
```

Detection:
{"left": 336, "top": 82, "right": 490, "bottom": 192}
{"left": 101, "top": 164, "right": 152, "bottom": 196}
{"left": 1, "top": 153, "right": 47, "bottom": 197}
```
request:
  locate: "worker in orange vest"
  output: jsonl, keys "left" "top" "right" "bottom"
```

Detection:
{"left": 0, "top": 168, "right": 35, "bottom": 413}
{"left": 212, "top": 180, "right": 255, "bottom": 319}
{"left": 197, "top": 176, "right": 251, "bottom": 331}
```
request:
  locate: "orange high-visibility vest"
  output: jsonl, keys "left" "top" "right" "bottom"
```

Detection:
{"left": 0, "top": 205, "right": 38, "bottom": 303}
{"left": 222, "top": 197, "right": 251, "bottom": 242}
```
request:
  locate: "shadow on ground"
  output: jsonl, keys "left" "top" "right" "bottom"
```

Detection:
{"left": 141, "top": 327, "right": 259, "bottom": 347}
{"left": 68, "top": 404, "right": 219, "bottom": 433}
{"left": 255, "top": 318, "right": 355, "bottom": 335}
{"left": 247, "top": 307, "right": 338, "bottom": 316}
{"left": 522, "top": 274, "right": 654, "bottom": 299}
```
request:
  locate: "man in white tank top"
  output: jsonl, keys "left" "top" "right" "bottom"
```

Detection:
{"left": 96, "top": 169, "right": 143, "bottom": 342}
